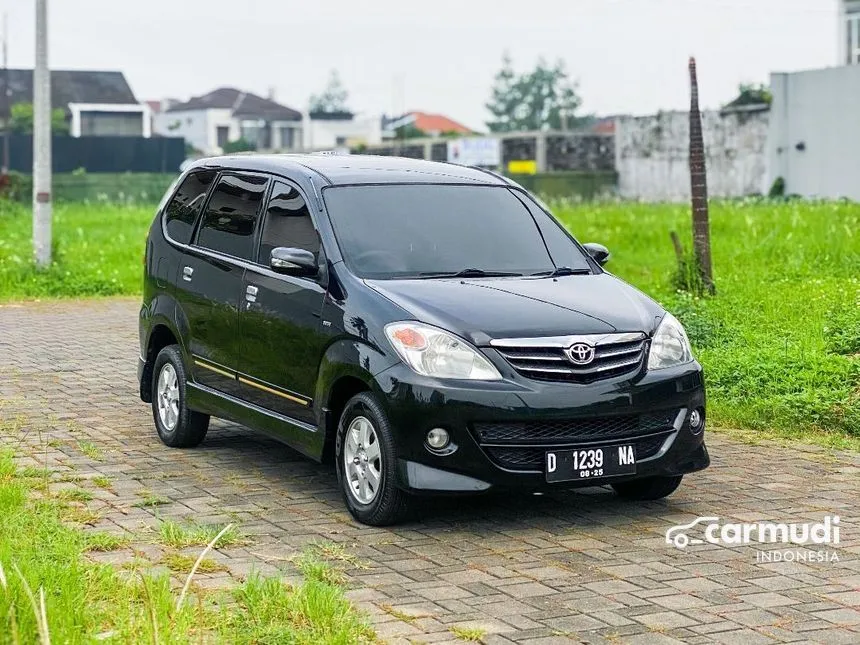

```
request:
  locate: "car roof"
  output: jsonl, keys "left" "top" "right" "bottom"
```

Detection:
{"left": 186, "top": 153, "right": 508, "bottom": 186}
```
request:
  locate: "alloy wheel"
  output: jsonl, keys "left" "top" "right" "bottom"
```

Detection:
{"left": 156, "top": 363, "right": 180, "bottom": 431}
{"left": 343, "top": 415, "right": 382, "bottom": 504}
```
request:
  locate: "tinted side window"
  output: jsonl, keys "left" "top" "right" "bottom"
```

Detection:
{"left": 163, "top": 170, "right": 216, "bottom": 244}
{"left": 196, "top": 174, "right": 268, "bottom": 260}
{"left": 258, "top": 182, "right": 320, "bottom": 263}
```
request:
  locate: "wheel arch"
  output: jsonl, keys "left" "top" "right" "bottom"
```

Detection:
{"left": 315, "top": 338, "right": 397, "bottom": 464}
{"left": 140, "top": 317, "right": 183, "bottom": 403}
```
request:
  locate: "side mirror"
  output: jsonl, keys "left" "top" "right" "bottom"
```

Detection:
{"left": 270, "top": 247, "right": 317, "bottom": 276}
{"left": 582, "top": 242, "right": 611, "bottom": 266}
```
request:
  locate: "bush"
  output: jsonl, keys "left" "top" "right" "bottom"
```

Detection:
{"left": 824, "top": 300, "right": 860, "bottom": 356}
{"left": 222, "top": 138, "right": 256, "bottom": 153}
{"left": 669, "top": 251, "right": 709, "bottom": 296}
{"left": 663, "top": 291, "right": 729, "bottom": 350}
{"left": 0, "top": 172, "right": 29, "bottom": 202}
{"left": 768, "top": 176, "right": 786, "bottom": 198}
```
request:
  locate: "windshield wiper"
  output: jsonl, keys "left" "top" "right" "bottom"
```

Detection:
{"left": 417, "top": 268, "right": 524, "bottom": 279}
{"left": 530, "top": 266, "right": 592, "bottom": 277}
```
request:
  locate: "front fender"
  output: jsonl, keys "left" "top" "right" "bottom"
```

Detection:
{"left": 311, "top": 336, "right": 400, "bottom": 462}
{"left": 314, "top": 336, "right": 398, "bottom": 415}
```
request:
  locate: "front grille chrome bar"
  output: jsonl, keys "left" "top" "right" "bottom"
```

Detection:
{"left": 489, "top": 332, "right": 646, "bottom": 349}
{"left": 490, "top": 332, "right": 648, "bottom": 383}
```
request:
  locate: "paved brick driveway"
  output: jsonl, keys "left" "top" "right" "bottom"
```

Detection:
{"left": 1, "top": 298, "right": 858, "bottom": 644}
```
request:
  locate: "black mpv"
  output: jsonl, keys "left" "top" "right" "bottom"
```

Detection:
{"left": 138, "top": 154, "right": 709, "bottom": 526}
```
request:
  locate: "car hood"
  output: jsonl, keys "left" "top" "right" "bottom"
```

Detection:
{"left": 364, "top": 273, "right": 665, "bottom": 345}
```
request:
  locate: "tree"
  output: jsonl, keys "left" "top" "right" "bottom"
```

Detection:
{"left": 723, "top": 83, "right": 772, "bottom": 110}
{"left": 688, "top": 58, "right": 715, "bottom": 295}
{"left": 9, "top": 102, "right": 69, "bottom": 135}
{"left": 485, "top": 53, "right": 582, "bottom": 132}
{"left": 393, "top": 123, "right": 426, "bottom": 139}
{"left": 309, "top": 70, "right": 351, "bottom": 115}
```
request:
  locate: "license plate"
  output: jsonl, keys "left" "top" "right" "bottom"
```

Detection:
{"left": 545, "top": 444, "right": 637, "bottom": 483}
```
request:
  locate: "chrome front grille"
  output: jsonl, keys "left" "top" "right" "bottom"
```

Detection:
{"left": 491, "top": 332, "right": 647, "bottom": 383}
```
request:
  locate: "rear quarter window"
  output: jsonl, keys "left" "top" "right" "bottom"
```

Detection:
{"left": 163, "top": 170, "right": 217, "bottom": 244}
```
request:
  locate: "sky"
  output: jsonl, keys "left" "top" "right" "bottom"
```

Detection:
{"left": 0, "top": 0, "right": 840, "bottom": 131}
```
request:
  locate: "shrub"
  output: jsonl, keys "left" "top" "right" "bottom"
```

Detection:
{"left": 663, "top": 292, "right": 729, "bottom": 350}
{"left": 222, "top": 138, "right": 256, "bottom": 153}
{"left": 0, "top": 172, "right": 29, "bottom": 203}
{"left": 768, "top": 176, "right": 786, "bottom": 199}
{"left": 824, "top": 302, "right": 860, "bottom": 356}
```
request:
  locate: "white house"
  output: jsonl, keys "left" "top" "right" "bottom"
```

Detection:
{"left": 154, "top": 88, "right": 303, "bottom": 154}
{"left": 302, "top": 111, "right": 383, "bottom": 150}
{"left": 839, "top": 0, "right": 860, "bottom": 65}
{"left": 1, "top": 69, "right": 150, "bottom": 137}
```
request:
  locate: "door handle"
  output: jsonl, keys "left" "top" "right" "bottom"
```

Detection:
{"left": 182, "top": 266, "right": 194, "bottom": 282}
{"left": 245, "top": 284, "right": 258, "bottom": 302}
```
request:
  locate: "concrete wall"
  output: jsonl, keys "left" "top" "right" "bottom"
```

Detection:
{"left": 302, "top": 114, "right": 382, "bottom": 149}
{"left": 768, "top": 65, "right": 860, "bottom": 200}
{"left": 154, "top": 108, "right": 240, "bottom": 154}
{"left": 615, "top": 110, "right": 769, "bottom": 201}
{"left": 154, "top": 109, "right": 211, "bottom": 152}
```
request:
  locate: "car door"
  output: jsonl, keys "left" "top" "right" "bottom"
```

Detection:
{"left": 237, "top": 180, "right": 328, "bottom": 425}
{"left": 177, "top": 172, "right": 269, "bottom": 395}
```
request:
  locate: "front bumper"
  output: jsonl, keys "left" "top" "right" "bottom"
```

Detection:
{"left": 374, "top": 361, "right": 708, "bottom": 493}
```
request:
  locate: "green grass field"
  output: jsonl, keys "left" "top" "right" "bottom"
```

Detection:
{"left": 0, "top": 198, "right": 858, "bottom": 441}
{"left": 0, "top": 446, "right": 374, "bottom": 643}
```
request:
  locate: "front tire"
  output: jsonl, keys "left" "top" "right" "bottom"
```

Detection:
{"left": 335, "top": 392, "right": 410, "bottom": 526}
{"left": 612, "top": 475, "right": 683, "bottom": 501}
{"left": 151, "top": 345, "right": 209, "bottom": 448}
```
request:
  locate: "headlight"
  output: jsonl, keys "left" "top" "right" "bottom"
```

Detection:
{"left": 385, "top": 322, "right": 502, "bottom": 380}
{"left": 647, "top": 313, "right": 694, "bottom": 370}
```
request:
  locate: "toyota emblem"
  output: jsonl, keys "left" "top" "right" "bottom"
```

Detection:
{"left": 566, "top": 342, "right": 596, "bottom": 365}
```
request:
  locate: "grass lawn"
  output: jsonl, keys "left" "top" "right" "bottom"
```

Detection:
{"left": 0, "top": 198, "right": 858, "bottom": 443}
{"left": 0, "top": 201, "right": 152, "bottom": 298}
{"left": 0, "top": 449, "right": 374, "bottom": 643}
{"left": 554, "top": 199, "right": 859, "bottom": 444}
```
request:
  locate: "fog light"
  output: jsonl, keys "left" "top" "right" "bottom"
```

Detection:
{"left": 426, "top": 428, "right": 450, "bottom": 450}
{"left": 689, "top": 408, "right": 704, "bottom": 434}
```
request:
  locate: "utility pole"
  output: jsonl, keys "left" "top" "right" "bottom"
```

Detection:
{"left": 33, "top": 0, "right": 52, "bottom": 267}
{"left": 2, "top": 13, "right": 9, "bottom": 175}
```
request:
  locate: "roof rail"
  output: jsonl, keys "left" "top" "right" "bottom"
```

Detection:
{"left": 466, "top": 165, "right": 514, "bottom": 185}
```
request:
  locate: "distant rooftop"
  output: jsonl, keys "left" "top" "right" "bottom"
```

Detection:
{"left": 167, "top": 87, "right": 301, "bottom": 121}
{"left": 0, "top": 69, "right": 138, "bottom": 110}
{"left": 385, "top": 111, "right": 472, "bottom": 135}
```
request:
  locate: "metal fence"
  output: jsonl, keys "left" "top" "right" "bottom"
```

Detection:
{"left": 356, "top": 130, "right": 615, "bottom": 173}
{"left": 5, "top": 135, "right": 185, "bottom": 173}
{"left": 4, "top": 172, "right": 176, "bottom": 203}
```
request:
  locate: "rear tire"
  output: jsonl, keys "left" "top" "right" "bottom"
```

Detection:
{"left": 151, "top": 345, "right": 209, "bottom": 448}
{"left": 612, "top": 475, "right": 683, "bottom": 501}
{"left": 335, "top": 392, "right": 411, "bottom": 526}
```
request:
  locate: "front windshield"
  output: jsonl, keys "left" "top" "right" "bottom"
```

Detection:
{"left": 323, "top": 184, "right": 592, "bottom": 279}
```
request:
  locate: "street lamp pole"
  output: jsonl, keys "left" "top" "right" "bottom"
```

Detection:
{"left": 33, "top": 0, "right": 52, "bottom": 267}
